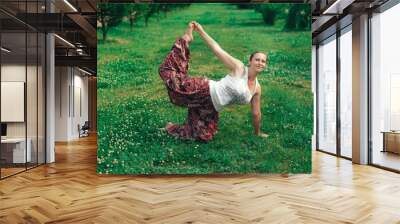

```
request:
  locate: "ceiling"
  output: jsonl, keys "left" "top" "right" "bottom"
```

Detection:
{"left": 0, "top": 0, "right": 97, "bottom": 75}
{"left": 310, "top": 0, "right": 391, "bottom": 43}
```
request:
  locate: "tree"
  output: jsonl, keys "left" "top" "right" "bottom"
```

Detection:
{"left": 124, "top": 3, "right": 192, "bottom": 29}
{"left": 127, "top": 5, "right": 138, "bottom": 32}
{"left": 284, "top": 4, "right": 311, "bottom": 31}
{"left": 97, "top": 4, "right": 126, "bottom": 42}
{"left": 143, "top": 4, "right": 158, "bottom": 27}
{"left": 158, "top": 4, "right": 190, "bottom": 18}
{"left": 254, "top": 4, "right": 281, "bottom": 26}
{"left": 234, "top": 3, "right": 255, "bottom": 10}
{"left": 126, "top": 4, "right": 148, "bottom": 31}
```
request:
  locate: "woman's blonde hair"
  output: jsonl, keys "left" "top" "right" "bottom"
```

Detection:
{"left": 249, "top": 51, "right": 268, "bottom": 63}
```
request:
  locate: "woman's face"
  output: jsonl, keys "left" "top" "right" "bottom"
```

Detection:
{"left": 249, "top": 53, "right": 267, "bottom": 73}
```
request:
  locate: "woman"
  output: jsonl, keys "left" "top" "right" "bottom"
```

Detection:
{"left": 159, "top": 21, "right": 269, "bottom": 142}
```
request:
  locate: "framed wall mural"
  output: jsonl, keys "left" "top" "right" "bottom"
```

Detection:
{"left": 97, "top": 3, "right": 312, "bottom": 174}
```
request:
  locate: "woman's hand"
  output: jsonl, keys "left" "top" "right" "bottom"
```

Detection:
{"left": 191, "top": 21, "right": 204, "bottom": 33}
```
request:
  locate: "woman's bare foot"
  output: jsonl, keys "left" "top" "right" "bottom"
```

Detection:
{"left": 165, "top": 122, "right": 174, "bottom": 130}
{"left": 259, "top": 132, "right": 269, "bottom": 138}
{"left": 182, "top": 23, "right": 194, "bottom": 43}
{"left": 159, "top": 122, "right": 174, "bottom": 132}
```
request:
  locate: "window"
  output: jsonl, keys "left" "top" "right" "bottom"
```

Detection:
{"left": 0, "top": 2, "right": 46, "bottom": 179}
{"left": 339, "top": 26, "right": 352, "bottom": 158}
{"left": 370, "top": 2, "right": 400, "bottom": 171}
{"left": 317, "top": 35, "right": 337, "bottom": 154}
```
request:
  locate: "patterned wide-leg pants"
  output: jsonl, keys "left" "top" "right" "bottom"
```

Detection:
{"left": 159, "top": 38, "right": 219, "bottom": 142}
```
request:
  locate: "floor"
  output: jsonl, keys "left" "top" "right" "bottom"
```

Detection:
{"left": 1, "top": 163, "right": 43, "bottom": 178}
{"left": 0, "top": 167, "right": 25, "bottom": 177}
{"left": 0, "top": 135, "right": 400, "bottom": 223}
{"left": 372, "top": 150, "right": 400, "bottom": 171}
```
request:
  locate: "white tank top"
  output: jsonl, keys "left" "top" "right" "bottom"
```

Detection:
{"left": 209, "top": 67, "right": 259, "bottom": 112}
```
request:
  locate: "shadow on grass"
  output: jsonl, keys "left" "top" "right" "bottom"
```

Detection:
{"left": 239, "top": 20, "right": 269, "bottom": 27}
{"left": 98, "top": 37, "right": 129, "bottom": 45}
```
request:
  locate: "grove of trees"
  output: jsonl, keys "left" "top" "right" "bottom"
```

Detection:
{"left": 98, "top": 3, "right": 310, "bottom": 42}
{"left": 98, "top": 4, "right": 126, "bottom": 42}
{"left": 98, "top": 4, "right": 190, "bottom": 42}
{"left": 237, "top": 4, "right": 311, "bottom": 31}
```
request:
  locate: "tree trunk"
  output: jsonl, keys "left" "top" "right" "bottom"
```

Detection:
{"left": 102, "top": 27, "right": 107, "bottom": 42}
{"left": 129, "top": 12, "right": 136, "bottom": 32}
{"left": 100, "top": 16, "right": 107, "bottom": 42}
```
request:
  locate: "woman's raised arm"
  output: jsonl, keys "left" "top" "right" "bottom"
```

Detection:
{"left": 192, "top": 22, "right": 244, "bottom": 76}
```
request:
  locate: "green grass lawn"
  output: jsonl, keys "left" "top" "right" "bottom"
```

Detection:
{"left": 97, "top": 4, "right": 313, "bottom": 174}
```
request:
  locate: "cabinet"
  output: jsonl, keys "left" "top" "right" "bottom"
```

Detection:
{"left": 382, "top": 132, "right": 400, "bottom": 154}
{"left": 1, "top": 138, "right": 32, "bottom": 164}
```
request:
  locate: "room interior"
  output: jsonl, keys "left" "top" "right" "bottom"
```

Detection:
{"left": 312, "top": 0, "right": 400, "bottom": 172}
{"left": 0, "top": 0, "right": 399, "bottom": 222}
{"left": 0, "top": 0, "right": 97, "bottom": 179}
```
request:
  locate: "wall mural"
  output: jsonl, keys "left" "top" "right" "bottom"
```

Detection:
{"left": 97, "top": 3, "right": 312, "bottom": 174}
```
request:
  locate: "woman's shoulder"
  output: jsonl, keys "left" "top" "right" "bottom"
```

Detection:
{"left": 229, "top": 63, "right": 246, "bottom": 77}
{"left": 255, "top": 82, "right": 261, "bottom": 94}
